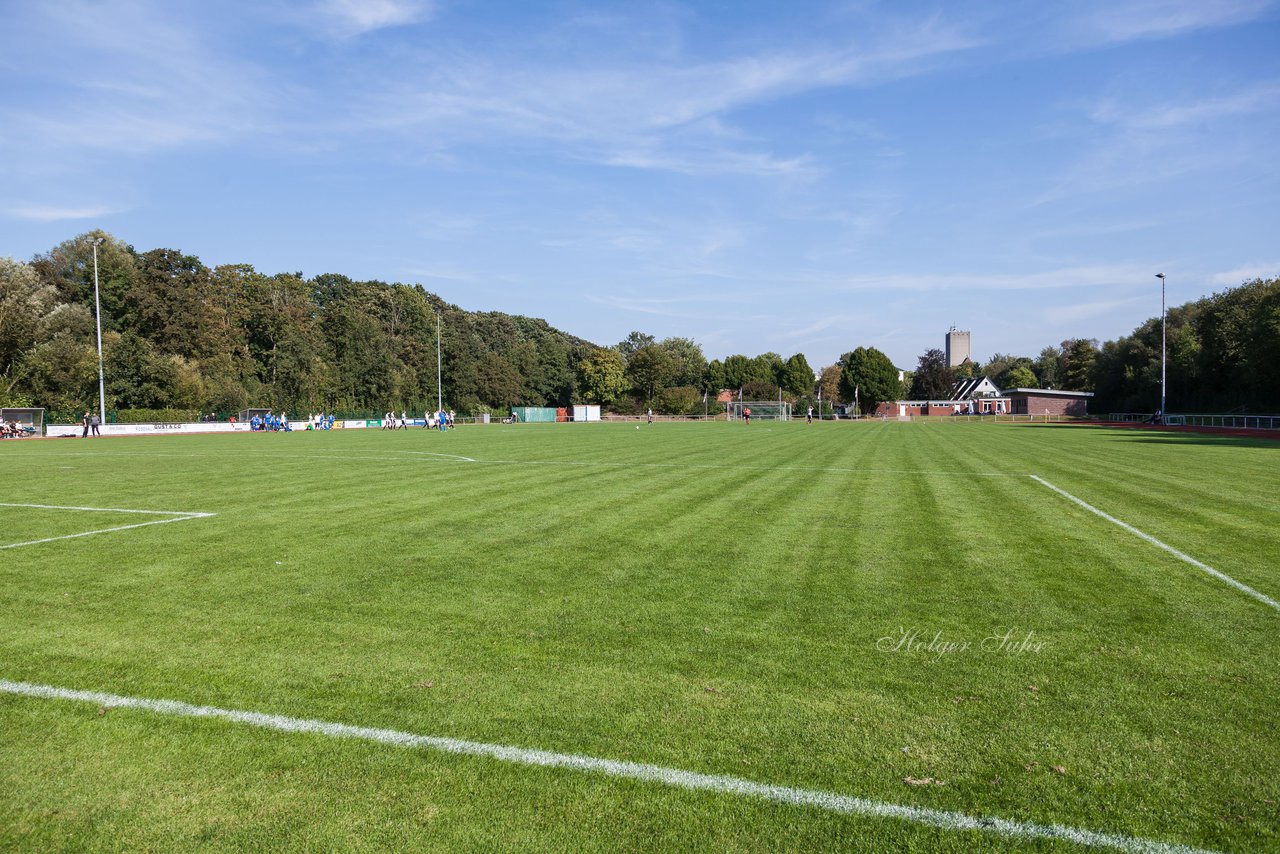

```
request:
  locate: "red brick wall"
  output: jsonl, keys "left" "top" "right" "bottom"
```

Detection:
{"left": 1009, "top": 395, "right": 1088, "bottom": 416}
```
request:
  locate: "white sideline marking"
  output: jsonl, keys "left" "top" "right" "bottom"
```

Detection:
{"left": 0, "top": 679, "right": 1212, "bottom": 854}
{"left": 0, "top": 502, "right": 212, "bottom": 516}
{"left": 475, "top": 459, "right": 1014, "bottom": 477}
{"left": 7, "top": 451, "right": 1011, "bottom": 477}
{"left": 383, "top": 451, "right": 477, "bottom": 462}
{"left": 1029, "top": 475, "right": 1280, "bottom": 613}
{"left": 0, "top": 503, "right": 214, "bottom": 551}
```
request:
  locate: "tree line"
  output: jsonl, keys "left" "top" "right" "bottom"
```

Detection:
{"left": 0, "top": 232, "right": 815, "bottom": 420}
{"left": 838, "top": 276, "right": 1279, "bottom": 416}
{"left": 2, "top": 231, "right": 1275, "bottom": 420}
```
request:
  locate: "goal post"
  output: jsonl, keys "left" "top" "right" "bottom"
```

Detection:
{"left": 728, "top": 400, "right": 792, "bottom": 421}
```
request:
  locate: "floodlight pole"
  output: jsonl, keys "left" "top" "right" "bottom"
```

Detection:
{"left": 90, "top": 237, "right": 107, "bottom": 425}
{"left": 1156, "top": 273, "right": 1166, "bottom": 417}
{"left": 435, "top": 310, "right": 443, "bottom": 413}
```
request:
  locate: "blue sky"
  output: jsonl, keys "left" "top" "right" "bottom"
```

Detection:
{"left": 3, "top": 1, "right": 1278, "bottom": 369}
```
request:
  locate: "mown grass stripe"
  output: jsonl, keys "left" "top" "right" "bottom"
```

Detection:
{"left": 0, "top": 679, "right": 1214, "bottom": 854}
{"left": 1029, "top": 475, "right": 1280, "bottom": 613}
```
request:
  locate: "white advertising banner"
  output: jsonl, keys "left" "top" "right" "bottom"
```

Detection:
{"left": 46, "top": 421, "right": 251, "bottom": 437}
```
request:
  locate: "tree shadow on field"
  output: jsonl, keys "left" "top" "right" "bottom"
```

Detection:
{"left": 1010, "top": 423, "right": 1280, "bottom": 450}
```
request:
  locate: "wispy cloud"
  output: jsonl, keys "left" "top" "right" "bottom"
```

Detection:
{"left": 0, "top": 3, "right": 284, "bottom": 156}
{"left": 1044, "top": 295, "right": 1146, "bottom": 324}
{"left": 349, "top": 15, "right": 982, "bottom": 174}
{"left": 816, "top": 263, "right": 1159, "bottom": 292}
{"left": 2, "top": 204, "right": 124, "bottom": 222}
{"left": 1080, "top": 0, "right": 1273, "bottom": 44}
{"left": 1212, "top": 262, "right": 1280, "bottom": 285}
{"left": 585, "top": 292, "right": 749, "bottom": 318}
{"left": 1090, "top": 82, "right": 1280, "bottom": 130}
{"left": 314, "top": 0, "right": 434, "bottom": 37}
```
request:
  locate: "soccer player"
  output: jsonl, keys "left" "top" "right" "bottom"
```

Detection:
{"left": 744, "top": 407, "right": 751, "bottom": 425}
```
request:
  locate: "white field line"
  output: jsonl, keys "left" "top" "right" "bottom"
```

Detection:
{"left": 0, "top": 503, "right": 214, "bottom": 551}
{"left": 0, "top": 502, "right": 212, "bottom": 516}
{"left": 1029, "top": 475, "right": 1280, "bottom": 613}
{"left": 472, "top": 459, "right": 1014, "bottom": 477}
{"left": 0, "top": 679, "right": 1212, "bottom": 854}
{"left": 4, "top": 451, "right": 1013, "bottom": 477}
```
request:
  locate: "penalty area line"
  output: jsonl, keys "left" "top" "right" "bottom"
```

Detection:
{"left": 0, "top": 503, "right": 215, "bottom": 551}
{"left": 1029, "top": 475, "right": 1280, "bottom": 613}
{"left": 0, "top": 679, "right": 1213, "bottom": 854}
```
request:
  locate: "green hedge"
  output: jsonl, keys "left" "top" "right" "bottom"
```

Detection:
{"left": 113, "top": 408, "right": 199, "bottom": 424}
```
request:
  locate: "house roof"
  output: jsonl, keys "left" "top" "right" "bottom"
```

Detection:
{"left": 1004, "top": 388, "right": 1094, "bottom": 397}
{"left": 950, "top": 376, "right": 1000, "bottom": 399}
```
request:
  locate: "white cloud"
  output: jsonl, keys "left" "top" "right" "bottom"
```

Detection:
{"left": 3, "top": 204, "right": 123, "bottom": 222}
{"left": 1082, "top": 0, "right": 1273, "bottom": 44}
{"left": 818, "top": 263, "right": 1160, "bottom": 293}
{"left": 0, "top": 3, "right": 283, "bottom": 156}
{"left": 315, "top": 0, "right": 433, "bottom": 37}
{"left": 1091, "top": 82, "right": 1280, "bottom": 130}
{"left": 350, "top": 15, "right": 981, "bottom": 174}
{"left": 1212, "top": 262, "right": 1280, "bottom": 285}
{"left": 1044, "top": 296, "right": 1146, "bottom": 324}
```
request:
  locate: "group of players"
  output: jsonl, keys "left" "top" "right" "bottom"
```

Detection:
{"left": 249, "top": 412, "right": 291, "bottom": 431}
{"left": 381, "top": 410, "right": 456, "bottom": 430}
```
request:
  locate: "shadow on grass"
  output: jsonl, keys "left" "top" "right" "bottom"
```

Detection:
{"left": 1010, "top": 423, "right": 1280, "bottom": 449}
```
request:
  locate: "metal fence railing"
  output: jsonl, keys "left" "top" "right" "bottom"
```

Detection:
{"left": 1109, "top": 413, "right": 1280, "bottom": 430}
{"left": 1172, "top": 414, "right": 1280, "bottom": 430}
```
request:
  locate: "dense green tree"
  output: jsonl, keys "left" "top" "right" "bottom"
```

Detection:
{"left": 105, "top": 331, "right": 179, "bottom": 409}
{"left": 654, "top": 385, "right": 701, "bottom": 414}
{"left": 1061, "top": 339, "right": 1098, "bottom": 391}
{"left": 659, "top": 337, "right": 707, "bottom": 388}
{"left": 741, "top": 379, "right": 780, "bottom": 400}
{"left": 577, "top": 347, "right": 626, "bottom": 405}
{"left": 720, "top": 354, "right": 753, "bottom": 389}
{"left": 839, "top": 347, "right": 899, "bottom": 415}
{"left": 751, "top": 352, "right": 785, "bottom": 386}
{"left": 626, "top": 345, "right": 675, "bottom": 403}
{"left": 29, "top": 231, "right": 139, "bottom": 327}
{"left": 1002, "top": 365, "right": 1037, "bottom": 389}
{"left": 780, "top": 353, "right": 815, "bottom": 398}
{"left": 983, "top": 352, "right": 1036, "bottom": 390}
{"left": 1034, "top": 345, "right": 1065, "bottom": 388}
{"left": 909, "top": 348, "right": 953, "bottom": 400}
{"left": 817, "top": 364, "right": 842, "bottom": 407}
{"left": 0, "top": 258, "right": 58, "bottom": 393}
{"left": 616, "top": 331, "right": 656, "bottom": 362}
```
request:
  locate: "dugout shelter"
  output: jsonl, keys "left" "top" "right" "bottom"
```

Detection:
{"left": 0, "top": 407, "right": 45, "bottom": 437}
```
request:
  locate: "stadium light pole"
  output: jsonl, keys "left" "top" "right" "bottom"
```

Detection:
{"left": 435, "top": 310, "right": 443, "bottom": 413}
{"left": 90, "top": 237, "right": 107, "bottom": 426}
{"left": 1155, "top": 273, "right": 1166, "bottom": 417}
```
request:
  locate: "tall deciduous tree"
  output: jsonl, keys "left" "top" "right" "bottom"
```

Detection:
{"left": 659, "top": 337, "right": 707, "bottom": 388}
{"left": 626, "top": 345, "right": 675, "bottom": 403}
{"left": 616, "top": 331, "right": 656, "bottom": 362}
{"left": 577, "top": 347, "right": 626, "bottom": 405}
{"left": 839, "top": 347, "right": 899, "bottom": 415}
{"left": 780, "top": 353, "right": 815, "bottom": 398}
{"left": 1061, "top": 338, "right": 1098, "bottom": 391}
{"left": 909, "top": 348, "right": 953, "bottom": 400}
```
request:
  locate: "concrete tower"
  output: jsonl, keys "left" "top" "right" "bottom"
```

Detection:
{"left": 945, "top": 327, "right": 971, "bottom": 367}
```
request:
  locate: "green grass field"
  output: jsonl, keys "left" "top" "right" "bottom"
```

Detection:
{"left": 2, "top": 421, "right": 1278, "bottom": 852}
